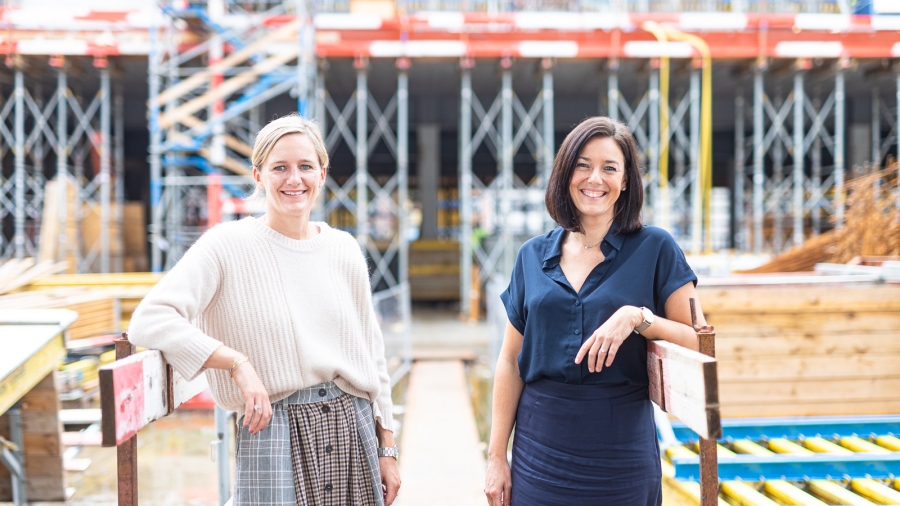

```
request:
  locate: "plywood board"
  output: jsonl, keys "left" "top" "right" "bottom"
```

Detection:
{"left": 697, "top": 285, "right": 900, "bottom": 314}
{"left": 719, "top": 377, "right": 900, "bottom": 404}
{"left": 715, "top": 332, "right": 900, "bottom": 357}
{"left": 647, "top": 339, "right": 720, "bottom": 440}
{"left": 718, "top": 354, "right": 900, "bottom": 381}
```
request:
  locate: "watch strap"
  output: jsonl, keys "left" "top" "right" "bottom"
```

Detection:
{"left": 377, "top": 445, "right": 399, "bottom": 459}
{"left": 633, "top": 307, "right": 653, "bottom": 334}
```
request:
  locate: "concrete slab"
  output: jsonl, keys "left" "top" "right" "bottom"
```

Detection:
{"left": 397, "top": 360, "right": 485, "bottom": 506}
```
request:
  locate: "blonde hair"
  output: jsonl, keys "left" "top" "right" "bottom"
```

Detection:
{"left": 248, "top": 113, "right": 329, "bottom": 201}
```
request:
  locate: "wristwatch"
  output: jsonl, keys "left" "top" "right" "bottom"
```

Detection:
{"left": 377, "top": 445, "right": 399, "bottom": 459}
{"left": 633, "top": 306, "right": 655, "bottom": 334}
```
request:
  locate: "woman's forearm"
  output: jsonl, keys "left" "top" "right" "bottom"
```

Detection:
{"left": 202, "top": 345, "right": 249, "bottom": 371}
{"left": 487, "top": 355, "right": 524, "bottom": 462}
{"left": 376, "top": 422, "right": 396, "bottom": 447}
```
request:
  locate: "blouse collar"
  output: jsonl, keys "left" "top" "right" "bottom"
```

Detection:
{"left": 541, "top": 224, "right": 625, "bottom": 269}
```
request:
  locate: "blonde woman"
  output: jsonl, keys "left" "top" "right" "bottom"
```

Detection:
{"left": 130, "top": 114, "right": 401, "bottom": 505}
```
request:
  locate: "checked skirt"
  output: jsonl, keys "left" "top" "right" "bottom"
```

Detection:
{"left": 233, "top": 382, "right": 383, "bottom": 506}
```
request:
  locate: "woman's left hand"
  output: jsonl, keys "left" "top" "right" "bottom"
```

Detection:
{"left": 380, "top": 456, "right": 401, "bottom": 505}
{"left": 575, "top": 306, "right": 640, "bottom": 373}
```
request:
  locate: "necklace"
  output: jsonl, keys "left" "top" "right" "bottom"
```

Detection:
{"left": 576, "top": 236, "right": 603, "bottom": 250}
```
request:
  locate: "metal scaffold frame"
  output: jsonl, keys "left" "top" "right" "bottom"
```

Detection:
{"left": 459, "top": 58, "right": 554, "bottom": 315}
{"left": 315, "top": 59, "right": 412, "bottom": 380}
{"left": 606, "top": 63, "right": 703, "bottom": 251}
{"left": 737, "top": 63, "right": 846, "bottom": 254}
{"left": 148, "top": 0, "right": 312, "bottom": 271}
{"left": 0, "top": 61, "right": 124, "bottom": 272}
{"left": 871, "top": 75, "right": 900, "bottom": 169}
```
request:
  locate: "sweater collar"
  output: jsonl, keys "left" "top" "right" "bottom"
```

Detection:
{"left": 246, "top": 216, "right": 334, "bottom": 252}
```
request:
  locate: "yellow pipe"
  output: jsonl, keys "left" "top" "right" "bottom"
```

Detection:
{"left": 689, "top": 441, "right": 736, "bottom": 457}
{"left": 809, "top": 481, "right": 877, "bottom": 505}
{"left": 664, "top": 445, "right": 733, "bottom": 505}
{"left": 657, "top": 26, "right": 713, "bottom": 253}
{"left": 770, "top": 437, "right": 876, "bottom": 505}
{"left": 803, "top": 436, "right": 855, "bottom": 454}
{"left": 763, "top": 480, "right": 829, "bottom": 506}
{"left": 875, "top": 435, "right": 900, "bottom": 451}
{"left": 720, "top": 481, "right": 780, "bottom": 506}
{"left": 851, "top": 478, "right": 900, "bottom": 504}
{"left": 642, "top": 21, "right": 671, "bottom": 232}
{"left": 732, "top": 440, "right": 774, "bottom": 456}
{"left": 768, "top": 438, "right": 815, "bottom": 455}
{"left": 731, "top": 440, "right": 829, "bottom": 505}
{"left": 26, "top": 272, "right": 164, "bottom": 287}
{"left": 841, "top": 436, "right": 892, "bottom": 454}
{"left": 895, "top": 478, "right": 900, "bottom": 492}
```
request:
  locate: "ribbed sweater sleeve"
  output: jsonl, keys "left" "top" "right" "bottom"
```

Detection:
{"left": 348, "top": 243, "right": 394, "bottom": 432}
{"left": 128, "top": 227, "right": 225, "bottom": 380}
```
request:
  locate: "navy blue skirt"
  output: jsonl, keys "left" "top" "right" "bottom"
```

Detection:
{"left": 510, "top": 380, "right": 662, "bottom": 506}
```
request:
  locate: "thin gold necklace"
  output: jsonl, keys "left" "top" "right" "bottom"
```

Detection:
{"left": 575, "top": 236, "right": 602, "bottom": 250}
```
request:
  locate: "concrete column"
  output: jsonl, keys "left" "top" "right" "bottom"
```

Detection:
{"left": 417, "top": 124, "right": 440, "bottom": 240}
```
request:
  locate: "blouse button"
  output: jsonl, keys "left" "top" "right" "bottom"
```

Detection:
{"left": 321, "top": 405, "right": 331, "bottom": 414}
{"left": 318, "top": 389, "right": 327, "bottom": 397}
{"left": 324, "top": 484, "right": 333, "bottom": 492}
{"left": 574, "top": 329, "right": 580, "bottom": 335}
{"left": 589, "top": 278, "right": 596, "bottom": 283}
{"left": 575, "top": 300, "right": 581, "bottom": 306}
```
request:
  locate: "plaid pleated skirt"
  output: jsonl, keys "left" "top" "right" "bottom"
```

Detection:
{"left": 233, "top": 382, "right": 383, "bottom": 506}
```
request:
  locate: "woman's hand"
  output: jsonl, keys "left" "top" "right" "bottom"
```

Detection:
{"left": 574, "top": 306, "right": 641, "bottom": 373}
{"left": 231, "top": 363, "right": 272, "bottom": 434}
{"left": 380, "top": 456, "right": 401, "bottom": 505}
{"left": 484, "top": 455, "right": 512, "bottom": 505}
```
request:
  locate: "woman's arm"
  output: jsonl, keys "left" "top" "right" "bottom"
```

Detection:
{"left": 376, "top": 423, "right": 400, "bottom": 505}
{"left": 202, "top": 347, "right": 272, "bottom": 435}
{"left": 576, "top": 282, "right": 705, "bottom": 373}
{"left": 484, "top": 321, "right": 525, "bottom": 506}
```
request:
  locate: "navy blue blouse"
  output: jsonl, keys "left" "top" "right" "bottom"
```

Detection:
{"left": 500, "top": 225, "right": 697, "bottom": 386}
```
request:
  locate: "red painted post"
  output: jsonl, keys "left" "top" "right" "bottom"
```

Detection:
{"left": 208, "top": 172, "right": 222, "bottom": 227}
{"left": 115, "top": 333, "right": 138, "bottom": 506}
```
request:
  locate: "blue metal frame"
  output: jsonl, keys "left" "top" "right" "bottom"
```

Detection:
{"left": 671, "top": 415, "right": 900, "bottom": 443}
{"left": 672, "top": 453, "right": 900, "bottom": 482}
{"left": 162, "top": 155, "right": 248, "bottom": 197}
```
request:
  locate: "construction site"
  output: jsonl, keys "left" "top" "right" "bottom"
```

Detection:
{"left": 1, "top": 0, "right": 900, "bottom": 504}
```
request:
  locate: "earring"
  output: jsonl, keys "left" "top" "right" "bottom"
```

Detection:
{"left": 622, "top": 187, "right": 627, "bottom": 191}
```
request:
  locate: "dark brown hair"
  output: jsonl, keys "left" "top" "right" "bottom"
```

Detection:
{"left": 545, "top": 116, "right": 644, "bottom": 234}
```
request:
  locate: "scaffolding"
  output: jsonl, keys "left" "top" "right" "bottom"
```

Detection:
{"left": 0, "top": 59, "right": 124, "bottom": 272}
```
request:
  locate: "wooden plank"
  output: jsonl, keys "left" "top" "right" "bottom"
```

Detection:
{"left": 696, "top": 285, "right": 900, "bottom": 314}
{"left": 707, "top": 312, "right": 900, "bottom": 335}
{"left": 647, "top": 339, "right": 720, "bottom": 440}
{"left": 0, "top": 335, "right": 66, "bottom": 416}
{"left": 719, "top": 376, "right": 900, "bottom": 404}
{"left": 718, "top": 354, "right": 900, "bottom": 381}
{"left": 720, "top": 399, "right": 900, "bottom": 418}
{"left": 99, "top": 350, "right": 209, "bottom": 446}
{"left": 716, "top": 332, "right": 900, "bottom": 357}
{"left": 159, "top": 48, "right": 300, "bottom": 130}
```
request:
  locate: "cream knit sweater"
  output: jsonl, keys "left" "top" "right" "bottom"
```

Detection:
{"left": 128, "top": 217, "right": 393, "bottom": 431}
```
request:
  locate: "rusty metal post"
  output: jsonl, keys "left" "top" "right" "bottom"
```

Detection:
{"left": 697, "top": 325, "right": 718, "bottom": 506}
{"left": 115, "top": 333, "right": 138, "bottom": 506}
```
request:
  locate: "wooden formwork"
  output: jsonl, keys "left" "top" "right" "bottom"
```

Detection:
{"left": 698, "top": 283, "right": 900, "bottom": 418}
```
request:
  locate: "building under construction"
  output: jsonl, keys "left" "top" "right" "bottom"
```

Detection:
{"left": 0, "top": 0, "right": 898, "bottom": 315}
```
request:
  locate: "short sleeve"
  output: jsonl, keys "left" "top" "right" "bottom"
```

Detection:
{"left": 653, "top": 233, "right": 697, "bottom": 316}
{"left": 500, "top": 249, "right": 528, "bottom": 335}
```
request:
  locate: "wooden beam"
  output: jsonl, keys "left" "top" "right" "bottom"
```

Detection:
{"left": 99, "top": 349, "right": 208, "bottom": 446}
{"left": 180, "top": 115, "right": 253, "bottom": 158}
{"left": 159, "top": 48, "right": 300, "bottom": 130}
{"left": 647, "top": 339, "right": 720, "bottom": 440}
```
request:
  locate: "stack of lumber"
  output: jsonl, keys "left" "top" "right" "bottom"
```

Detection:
{"left": 39, "top": 178, "right": 148, "bottom": 273}
{"left": 0, "top": 273, "right": 161, "bottom": 340}
{"left": 744, "top": 163, "right": 900, "bottom": 273}
{"left": 697, "top": 282, "right": 900, "bottom": 418}
{"left": 409, "top": 240, "right": 460, "bottom": 301}
{"left": 0, "top": 258, "right": 68, "bottom": 295}
{"left": 0, "top": 374, "right": 66, "bottom": 501}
